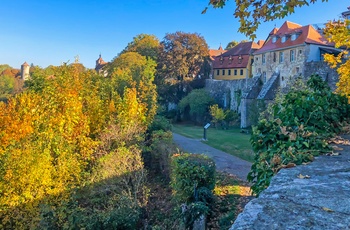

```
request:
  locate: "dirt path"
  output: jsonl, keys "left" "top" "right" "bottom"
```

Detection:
{"left": 172, "top": 133, "right": 252, "bottom": 181}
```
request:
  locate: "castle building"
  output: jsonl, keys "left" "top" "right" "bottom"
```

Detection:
{"left": 252, "top": 21, "right": 340, "bottom": 87}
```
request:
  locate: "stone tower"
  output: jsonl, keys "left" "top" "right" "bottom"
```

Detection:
{"left": 21, "top": 62, "right": 30, "bottom": 81}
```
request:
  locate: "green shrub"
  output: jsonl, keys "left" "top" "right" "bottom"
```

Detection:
{"left": 209, "top": 104, "right": 226, "bottom": 127}
{"left": 148, "top": 115, "right": 172, "bottom": 133}
{"left": 178, "top": 89, "right": 214, "bottom": 124}
{"left": 145, "top": 130, "right": 176, "bottom": 179}
{"left": 210, "top": 104, "right": 239, "bottom": 129}
{"left": 170, "top": 153, "right": 216, "bottom": 204}
{"left": 249, "top": 75, "right": 350, "bottom": 195}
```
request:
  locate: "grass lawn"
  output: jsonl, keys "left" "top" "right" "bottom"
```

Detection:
{"left": 172, "top": 123, "right": 254, "bottom": 162}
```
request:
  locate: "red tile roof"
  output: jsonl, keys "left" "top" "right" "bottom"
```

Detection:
{"left": 209, "top": 45, "right": 226, "bottom": 60}
{"left": 22, "top": 62, "right": 29, "bottom": 66}
{"left": 213, "top": 41, "right": 262, "bottom": 69}
{"left": 255, "top": 21, "right": 331, "bottom": 54}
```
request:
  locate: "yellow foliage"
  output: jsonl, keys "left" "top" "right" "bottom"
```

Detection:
{"left": 0, "top": 58, "right": 157, "bottom": 228}
{"left": 324, "top": 19, "right": 350, "bottom": 101}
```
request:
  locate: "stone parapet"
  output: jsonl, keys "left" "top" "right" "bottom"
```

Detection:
{"left": 231, "top": 141, "right": 350, "bottom": 230}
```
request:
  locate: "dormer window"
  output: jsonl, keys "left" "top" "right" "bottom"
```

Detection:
{"left": 281, "top": 35, "right": 287, "bottom": 43}
{"left": 272, "top": 36, "right": 277, "bottom": 43}
{"left": 238, "top": 55, "right": 243, "bottom": 64}
{"left": 220, "top": 56, "right": 224, "bottom": 64}
{"left": 291, "top": 34, "right": 297, "bottom": 41}
{"left": 229, "top": 55, "right": 233, "bottom": 64}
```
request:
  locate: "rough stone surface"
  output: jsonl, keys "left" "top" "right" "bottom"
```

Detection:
{"left": 231, "top": 143, "right": 350, "bottom": 230}
{"left": 257, "top": 72, "right": 280, "bottom": 100}
{"left": 205, "top": 77, "right": 263, "bottom": 128}
{"left": 304, "top": 62, "right": 339, "bottom": 91}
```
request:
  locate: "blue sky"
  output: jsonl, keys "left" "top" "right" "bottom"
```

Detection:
{"left": 0, "top": 0, "right": 347, "bottom": 69}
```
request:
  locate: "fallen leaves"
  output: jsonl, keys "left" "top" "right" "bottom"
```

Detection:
{"left": 298, "top": 174, "right": 311, "bottom": 179}
{"left": 275, "top": 163, "right": 296, "bottom": 172}
{"left": 331, "top": 145, "right": 344, "bottom": 151}
{"left": 322, "top": 207, "right": 334, "bottom": 212}
{"left": 326, "top": 152, "right": 341, "bottom": 156}
{"left": 328, "top": 136, "right": 350, "bottom": 145}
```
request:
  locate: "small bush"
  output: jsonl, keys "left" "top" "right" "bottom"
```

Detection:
{"left": 170, "top": 153, "right": 216, "bottom": 204}
{"left": 178, "top": 89, "right": 214, "bottom": 124}
{"left": 210, "top": 104, "right": 239, "bottom": 129}
{"left": 148, "top": 115, "right": 172, "bottom": 133}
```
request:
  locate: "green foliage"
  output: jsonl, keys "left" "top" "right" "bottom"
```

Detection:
{"left": 0, "top": 75, "right": 15, "bottom": 100}
{"left": 225, "top": 40, "right": 248, "bottom": 50}
{"left": 0, "top": 63, "right": 156, "bottom": 228}
{"left": 108, "top": 52, "right": 158, "bottom": 125}
{"left": 210, "top": 104, "right": 239, "bottom": 129}
{"left": 148, "top": 115, "right": 172, "bottom": 133}
{"left": 121, "top": 33, "right": 160, "bottom": 61}
{"left": 171, "top": 153, "right": 216, "bottom": 229}
{"left": 248, "top": 75, "right": 350, "bottom": 195}
{"left": 178, "top": 89, "right": 214, "bottom": 123}
{"left": 170, "top": 153, "right": 216, "bottom": 204}
{"left": 210, "top": 104, "right": 226, "bottom": 125}
{"left": 157, "top": 31, "right": 210, "bottom": 103}
{"left": 204, "top": 0, "right": 328, "bottom": 39}
{"left": 0, "top": 64, "right": 12, "bottom": 74}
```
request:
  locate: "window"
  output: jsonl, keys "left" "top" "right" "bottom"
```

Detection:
{"left": 262, "top": 54, "right": 266, "bottom": 64}
{"left": 255, "top": 57, "right": 258, "bottom": 61}
{"left": 296, "top": 67, "right": 300, "bottom": 75}
{"left": 272, "top": 36, "right": 277, "bottom": 43}
{"left": 290, "top": 50, "right": 295, "bottom": 62}
{"left": 299, "top": 50, "right": 303, "bottom": 55}
{"left": 222, "top": 69, "right": 225, "bottom": 75}
{"left": 279, "top": 52, "right": 284, "bottom": 63}
{"left": 291, "top": 34, "right": 297, "bottom": 41}
{"left": 273, "top": 52, "right": 276, "bottom": 62}
{"left": 281, "top": 36, "right": 286, "bottom": 43}
{"left": 240, "top": 69, "right": 244, "bottom": 75}
{"left": 234, "top": 69, "right": 237, "bottom": 75}
{"left": 228, "top": 70, "right": 231, "bottom": 75}
{"left": 216, "top": 69, "right": 219, "bottom": 75}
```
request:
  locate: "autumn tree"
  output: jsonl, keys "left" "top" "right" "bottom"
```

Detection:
{"left": 121, "top": 34, "right": 160, "bottom": 61}
{"left": 323, "top": 19, "right": 350, "bottom": 101}
{"left": 0, "top": 64, "right": 11, "bottom": 73}
{"left": 0, "top": 75, "right": 15, "bottom": 100}
{"left": 0, "top": 63, "right": 154, "bottom": 228}
{"left": 108, "top": 52, "right": 158, "bottom": 124}
{"left": 225, "top": 39, "right": 249, "bottom": 50}
{"left": 204, "top": 0, "right": 328, "bottom": 39}
{"left": 157, "top": 32, "right": 209, "bottom": 103}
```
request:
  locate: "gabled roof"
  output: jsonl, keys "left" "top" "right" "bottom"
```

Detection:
{"left": 254, "top": 21, "right": 331, "bottom": 54}
{"left": 209, "top": 45, "right": 226, "bottom": 60}
{"left": 22, "top": 62, "right": 29, "bottom": 66}
{"left": 96, "top": 54, "right": 107, "bottom": 65}
{"left": 213, "top": 41, "right": 263, "bottom": 69}
{"left": 269, "top": 27, "right": 278, "bottom": 36}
